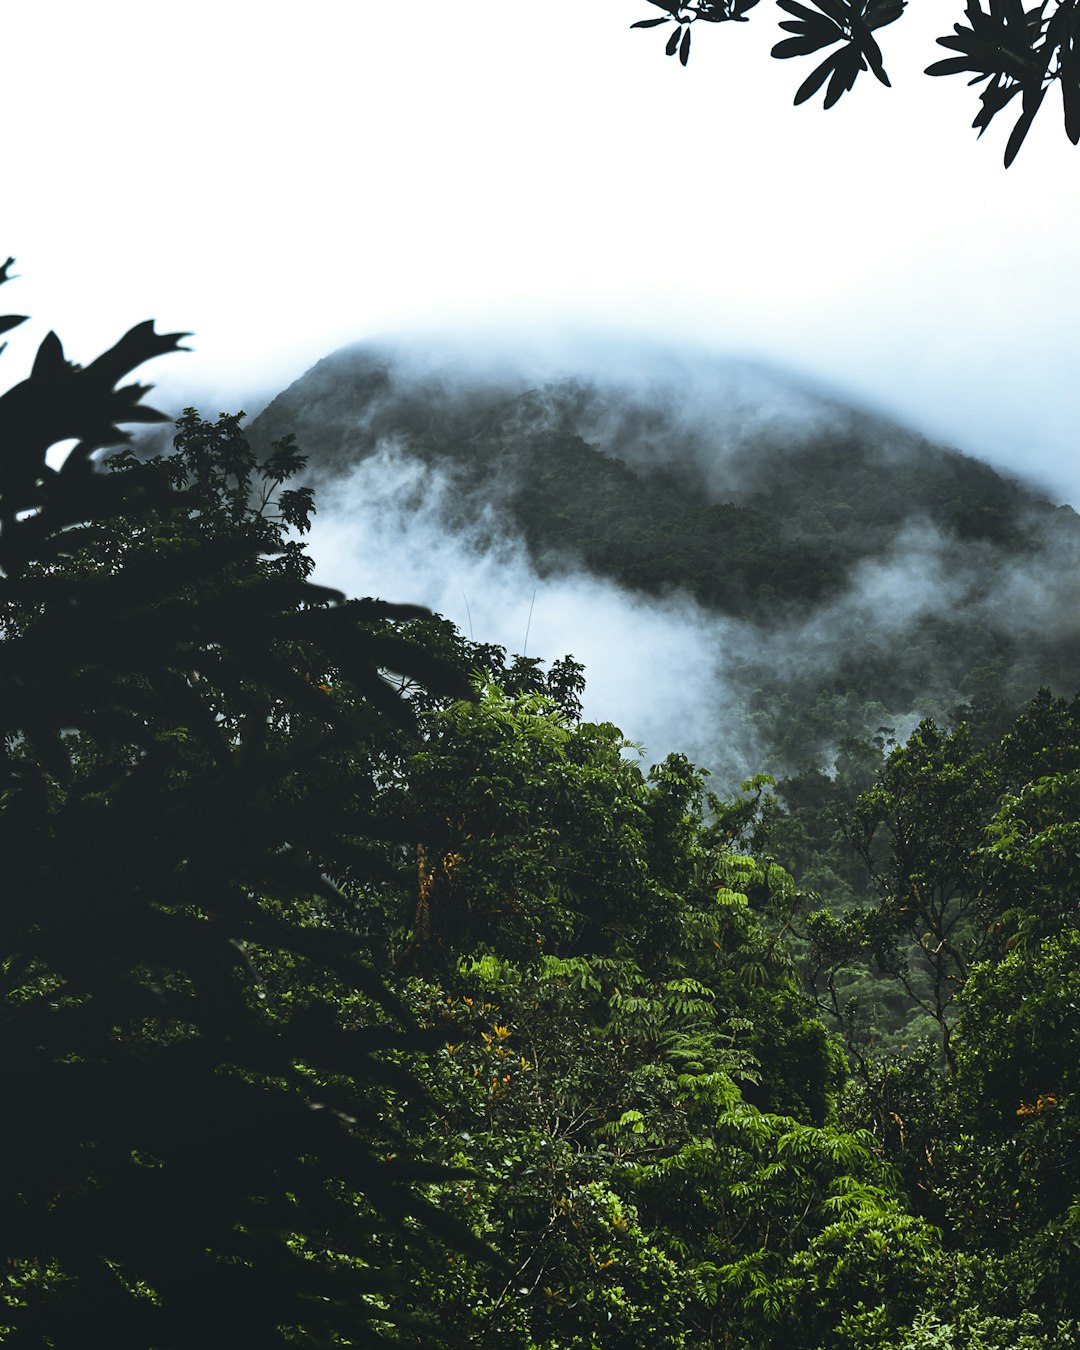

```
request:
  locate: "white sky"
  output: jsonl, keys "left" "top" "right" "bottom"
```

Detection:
{"left": 3, "top": 1, "right": 1079, "bottom": 502}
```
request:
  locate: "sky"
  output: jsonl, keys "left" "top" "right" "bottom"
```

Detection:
{"left": 3, "top": 0, "right": 1079, "bottom": 505}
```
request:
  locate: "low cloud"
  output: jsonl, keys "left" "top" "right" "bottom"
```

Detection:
{"left": 262, "top": 334, "right": 1080, "bottom": 790}
{"left": 307, "top": 439, "right": 1080, "bottom": 792}
{"left": 307, "top": 442, "right": 760, "bottom": 782}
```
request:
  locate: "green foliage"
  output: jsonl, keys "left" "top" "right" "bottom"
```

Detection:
{"left": 954, "top": 932, "right": 1080, "bottom": 1117}
{"left": 868, "top": 1301, "right": 1078, "bottom": 1348}
{"left": 807, "top": 693, "right": 1080, "bottom": 1068}
{"left": 813, "top": 692, "right": 1080, "bottom": 1334}
{"left": 932, "top": 934, "right": 1080, "bottom": 1318}
{"left": 981, "top": 770, "right": 1080, "bottom": 944}
{"left": 391, "top": 937, "right": 935, "bottom": 1347}
{"left": 330, "top": 680, "right": 950, "bottom": 1347}
{"left": 380, "top": 682, "right": 661, "bottom": 964}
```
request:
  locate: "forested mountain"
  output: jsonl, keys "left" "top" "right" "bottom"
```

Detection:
{"left": 7, "top": 291, "right": 1079, "bottom": 1348}
{"left": 251, "top": 337, "right": 1075, "bottom": 611}
{"left": 250, "top": 337, "right": 1080, "bottom": 773}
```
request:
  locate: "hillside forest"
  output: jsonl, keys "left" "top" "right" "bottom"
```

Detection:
{"left": 2, "top": 282, "right": 1080, "bottom": 1348}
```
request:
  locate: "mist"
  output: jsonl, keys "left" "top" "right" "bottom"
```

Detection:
{"left": 248, "top": 331, "right": 1080, "bottom": 787}
{"left": 304, "top": 456, "right": 1079, "bottom": 787}
{"left": 307, "top": 443, "right": 753, "bottom": 781}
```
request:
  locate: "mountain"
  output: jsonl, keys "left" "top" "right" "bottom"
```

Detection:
{"left": 249, "top": 334, "right": 1080, "bottom": 776}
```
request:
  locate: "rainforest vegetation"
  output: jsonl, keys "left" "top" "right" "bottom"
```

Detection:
{"left": 2, "top": 274, "right": 1079, "bottom": 1348}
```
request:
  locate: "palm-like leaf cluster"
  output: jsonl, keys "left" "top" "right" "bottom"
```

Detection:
{"left": 926, "top": 0, "right": 1080, "bottom": 165}
{"left": 771, "top": 0, "right": 903, "bottom": 108}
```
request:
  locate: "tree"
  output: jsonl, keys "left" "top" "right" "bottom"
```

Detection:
{"left": 927, "top": 735, "right": 1080, "bottom": 1323}
{"left": 0, "top": 262, "right": 485, "bottom": 1347}
{"left": 802, "top": 693, "right": 1077, "bottom": 1065}
{"left": 352, "top": 683, "right": 940, "bottom": 1348}
{"left": 801, "top": 690, "right": 1080, "bottom": 1334}
{"left": 907, "top": 930, "right": 1080, "bottom": 1327}
{"left": 630, "top": 0, "right": 1080, "bottom": 165}
{"left": 806, "top": 718, "right": 1001, "bottom": 1071}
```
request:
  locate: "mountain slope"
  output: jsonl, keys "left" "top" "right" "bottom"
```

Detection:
{"left": 249, "top": 335, "right": 1080, "bottom": 771}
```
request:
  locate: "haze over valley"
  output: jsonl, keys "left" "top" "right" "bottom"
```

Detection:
{"left": 249, "top": 332, "right": 1080, "bottom": 784}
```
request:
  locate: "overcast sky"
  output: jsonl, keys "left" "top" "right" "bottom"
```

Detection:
{"left": 3, "top": 1, "right": 1078, "bottom": 503}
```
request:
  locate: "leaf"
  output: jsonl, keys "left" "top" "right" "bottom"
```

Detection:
{"left": 1004, "top": 80, "right": 1046, "bottom": 165}
{"left": 773, "top": 34, "right": 837, "bottom": 57}
{"left": 794, "top": 51, "right": 840, "bottom": 103}
{"left": 859, "top": 25, "right": 890, "bottom": 84}
{"left": 1062, "top": 38, "right": 1080, "bottom": 144}
{"left": 680, "top": 25, "right": 692, "bottom": 64}
{"left": 31, "top": 329, "right": 69, "bottom": 380}
{"left": 974, "top": 77, "right": 1022, "bottom": 133}
{"left": 82, "top": 318, "right": 192, "bottom": 389}
{"left": 934, "top": 32, "right": 978, "bottom": 55}
{"left": 666, "top": 24, "right": 683, "bottom": 55}
{"left": 631, "top": 16, "right": 671, "bottom": 27}
{"left": 925, "top": 55, "right": 981, "bottom": 75}
{"left": 824, "top": 44, "right": 865, "bottom": 107}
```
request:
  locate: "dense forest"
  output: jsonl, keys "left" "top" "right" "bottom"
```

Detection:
{"left": 3, "top": 292, "right": 1080, "bottom": 1347}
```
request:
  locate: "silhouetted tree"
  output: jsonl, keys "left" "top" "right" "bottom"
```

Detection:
{"left": 0, "top": 259, "right": 483, "bottom": 1348}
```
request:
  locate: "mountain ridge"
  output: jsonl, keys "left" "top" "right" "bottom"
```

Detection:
{"left": 248, "top": 336, "right": 1080, "bottom": 774}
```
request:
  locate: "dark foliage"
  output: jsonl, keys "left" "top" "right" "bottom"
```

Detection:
{"left": 630, "top": 0, "right": 1080, "bottom": 165}
{"left": 0, "top": 264, "right": 482, "bottom": 1347}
